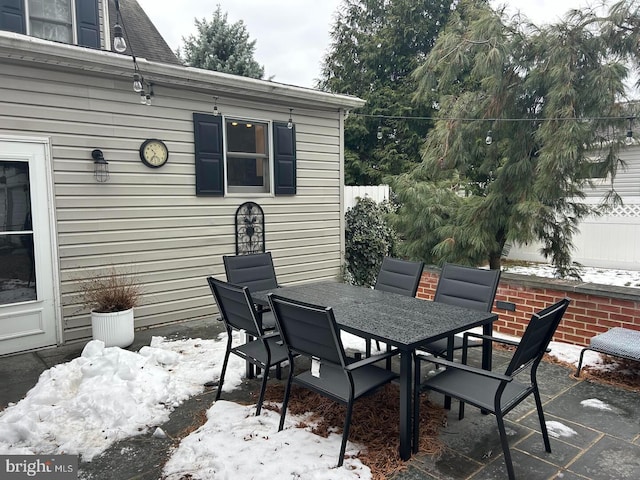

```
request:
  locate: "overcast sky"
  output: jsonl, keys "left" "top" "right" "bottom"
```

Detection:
{"left": 135, "top": 0, "right": 606, "bottom": 88}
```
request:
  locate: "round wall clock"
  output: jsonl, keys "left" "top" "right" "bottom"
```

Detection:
{"left": 139, "top": 139, "right": 169, "bottom": 168}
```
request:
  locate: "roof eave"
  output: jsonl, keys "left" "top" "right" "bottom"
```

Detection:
{"left": 0, "top": 32, "right": 365, "bottom": 111}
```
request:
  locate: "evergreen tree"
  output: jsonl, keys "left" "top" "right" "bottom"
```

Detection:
{"left": 179, "top": 6, "right": 264, "bottom": 79}
{"left": 391, "top": 0, "right": 640, "bottom": 276}
{"left": 319, "top": 0, "right": 454, "bottom": 185}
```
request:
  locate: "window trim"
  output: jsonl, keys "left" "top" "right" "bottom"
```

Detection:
{"left": 24, "top": 0, "right": 77, "bottom": 44}
{"left": 223, "top": 116, "right": 273, "bottom": 196}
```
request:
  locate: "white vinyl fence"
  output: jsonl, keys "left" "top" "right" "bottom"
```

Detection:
{"left": 344, "top": 185, "right": 390, "bottom": 211}
{"left": 508, "top": 200, "right": 640, "bottom": 270}
{"left": 344, "top": 185, "right": 640, "bottom": 270}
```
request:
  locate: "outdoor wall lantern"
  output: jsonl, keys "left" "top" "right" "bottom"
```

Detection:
{"left": 91, "top": 149, "right": 109, "bottom": 183}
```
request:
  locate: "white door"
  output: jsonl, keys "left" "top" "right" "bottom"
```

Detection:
{"left": 0, "top": 138, "right": 59, "bottom": 355}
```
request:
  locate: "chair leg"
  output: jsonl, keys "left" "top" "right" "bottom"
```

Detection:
{"left": 533, "top": 388, "right": 552, "bottom": 452}
{"left": 458, "top": 399, "right": 465, "bottom": 420}
{"left": 412, "top": 356, "right": 422, "bottom": 453}
{"left": 278, "top": 371, "right": 294, "bottom": 431}
{"left": 444, "top": 336, "right": 454, "bottom": 410}
{"left": 216, "top": 342, "right": 232, "bottom": 401}
{"left": 255, "top": 363, "right": 269, "bottom": 416}
{"left": 276, "top": 362, "right": 282, "bottom": 380}
{"left": 338, "top": 401, "right": 354, "bottom": 467}
{"left": 496, "top": 412, "right": 516, "bottom": 480}
{"left": 365, "top": 338, "right": 372, "bottom": 357}
{"left": 574, "top": 347, "right": 589, "bottom": 378}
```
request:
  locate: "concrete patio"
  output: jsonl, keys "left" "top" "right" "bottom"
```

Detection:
{"left": 1, "top": 318, "right": 639, "bottom": 480}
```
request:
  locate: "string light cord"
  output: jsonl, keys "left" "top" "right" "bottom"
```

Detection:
{"left": 351, "top": 113, "right": 637, "bottom": 122}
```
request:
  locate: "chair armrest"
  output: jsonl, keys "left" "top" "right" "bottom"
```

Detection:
{"left": 464, "top": 331, "right": 519, "bottom": 348}
{"left": 345, "top": 348, "right": 400, "bottom": 371}
{"left": 415, "top": 354, "right": 513, "bottom": 382}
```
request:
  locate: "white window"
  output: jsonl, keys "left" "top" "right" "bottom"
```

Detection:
{"left": 26, "top": 0, "right": 75, "bottom": 44}
{"left": 225, "top": 119, "right": 270, "bottom": 194}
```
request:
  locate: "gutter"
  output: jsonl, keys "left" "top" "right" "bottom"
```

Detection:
{"left": 0, "top": 31, "right": 365, "bottom": 111}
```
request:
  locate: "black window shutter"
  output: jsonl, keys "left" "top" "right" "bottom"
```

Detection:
{"left": 194, "top": 113, "right": 224, "bottom": 196}
{"left": 273, "top": 121, "right": 296, "bottom": 195}
{"left": 0, "top": 0, "right": 25, "bottom": 34}
{"left": 75, "top": 0, "right": 99, "bottom": 48}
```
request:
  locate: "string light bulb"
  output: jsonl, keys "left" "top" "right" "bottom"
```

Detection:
{"left": 133, "top": 73, "right": 143, "bottom": 93}
{"left": 213, "top": 96, "right": 219, "bottom": 116}
{"left": 625, "top": 117, "right": 634, "bottom": 146}
{"left": 485, "top": 130, "right": 493, "bottom": 145}
{"left": 112, "top": 23, "right": 127, "bottom": 53}
{"left": 377, "top": 125, "right": 383, "bottom": 140}
{"left": 140, "top": 90, "right": 147, "bottom": 104}
{"left": 287, "top": 108, "right": 293, "bottom": 129}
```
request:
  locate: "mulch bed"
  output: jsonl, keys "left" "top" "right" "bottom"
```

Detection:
{"left": 493, "top": 340, "right": 640, "bottom": 392}
{"left": 546, "top": 354, "right": 640, "bottom": 392}
{"left": 262, "top": 383, "right": 446, "bottom": 480}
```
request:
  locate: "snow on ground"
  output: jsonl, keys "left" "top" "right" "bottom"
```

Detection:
{"left": 502, "top": 263, "right": 640, "bottom": 288}
{"left": 580, "top": 398, "right": 615, "bottom": 412}
{"left": 546, "top": 421, "right": 578, "bottom": 438}
{"left": 162, "top": 401, "right": 370, "bottom": 480}
{"left": 0, "top": 273, "right": 630, "bottom": 478}
{"left": 0, "top": 331, "right": 380, "bottom": 479}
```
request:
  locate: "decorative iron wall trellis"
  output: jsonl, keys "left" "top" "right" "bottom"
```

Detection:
{"left": 235, "top": 202, "right": 265, "bottom": 255}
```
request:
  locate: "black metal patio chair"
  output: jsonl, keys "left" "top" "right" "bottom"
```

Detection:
{"left": 368, "top": 257, "right": 424, "bottom": 357}
{"left": 268, "top": 293, "right": 399, "bottom": 467}
{"left": 419, "top": 263, "right": 501, "bottom": 358}
{"left": 223, "top": 251, "right": 279, "bottom": 330}
{"left": 413, "top": 297, "right": 571, "bottom": 480}
{"left": 207, "top": 277, "right": 288, "bottom": 415}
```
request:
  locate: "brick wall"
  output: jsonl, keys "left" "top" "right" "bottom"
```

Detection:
{"left": 417, "top": 269, "right": 640, "bottom": 346}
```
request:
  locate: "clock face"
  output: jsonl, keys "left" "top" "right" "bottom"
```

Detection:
{"left": 140, "top": 139, "right": 169, "bottom": 168}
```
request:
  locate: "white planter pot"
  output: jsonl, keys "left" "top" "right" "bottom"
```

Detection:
{"left": 90, "top": 308, "right": 135, "bottom": 348}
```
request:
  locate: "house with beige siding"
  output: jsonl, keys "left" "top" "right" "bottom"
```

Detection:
{"left": 0, "top": 0, "right": 364, "bottom": 355}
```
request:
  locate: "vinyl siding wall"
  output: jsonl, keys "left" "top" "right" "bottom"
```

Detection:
{"left": 0, "top": 61, "right": 345, "bottom": 343}
{"left": 508, "top": 145, "right": 640, "bottom": 269}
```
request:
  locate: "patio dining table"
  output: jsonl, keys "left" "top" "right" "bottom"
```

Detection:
{"left": 252, "top": 280, "right": 498, "bottom": 461}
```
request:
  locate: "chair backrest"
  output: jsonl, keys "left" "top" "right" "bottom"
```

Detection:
{"left": 506, "top": 298, "right": 570, "bottom": 376}
{"left": 207, "top": 276, "right": 263, "bottom": 337}
{"left": 223, "top": 252, "right": 278, "bottom": 293}
{"left": 434, "top": 263, "right": 501, "bottom": 312}
{"left": 268, "top": 294, "right": 346, "bottom": 368}
{"left": 374, "top": 257, "right": 424, "bottom": 297}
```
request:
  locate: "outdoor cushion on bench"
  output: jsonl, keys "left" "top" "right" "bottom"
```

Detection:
{"left": 575, "top": 327, "right": 640, "bottom": 377}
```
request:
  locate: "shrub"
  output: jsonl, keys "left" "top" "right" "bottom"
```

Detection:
{"left": 344, "top": 197, "right": 397, "bottom": 286}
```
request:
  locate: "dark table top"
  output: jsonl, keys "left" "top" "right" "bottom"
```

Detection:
{"left": 253, "top": 281, "right": 497, "bottom": 350}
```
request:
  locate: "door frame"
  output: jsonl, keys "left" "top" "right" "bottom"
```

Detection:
{"left": 0, "top": 134, "right": 62, "bottom": 351}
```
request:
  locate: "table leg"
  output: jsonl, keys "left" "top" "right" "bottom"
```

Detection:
{"left": 399, "top": 350, "right": 412, "bottom": 460}
{"left": 245, "top": 332, "right": 255, "bottom": 379}
{"left": 444, "top": 336, "right": 454, "bottom": 410}
{"left": 482, "top": 322, "right": 493, "bottom": 371}
{"left": 481, "top": 321, "right": 493, "bottom": 415}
